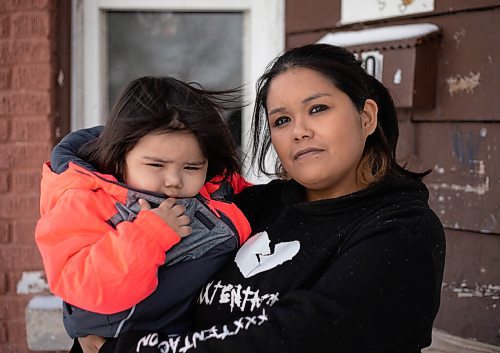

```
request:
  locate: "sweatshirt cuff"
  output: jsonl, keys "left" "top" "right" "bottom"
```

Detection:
{"left": 133, "top": 211, "right": 181, "bottom": 251}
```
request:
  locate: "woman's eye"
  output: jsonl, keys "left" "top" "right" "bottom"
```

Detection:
{"left": 310, "top": 104, "right": 328, "bottom": 114}
{"left": 273, "top": 116, "right": 290, "bottom": 127}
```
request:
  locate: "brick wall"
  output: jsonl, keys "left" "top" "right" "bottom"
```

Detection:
{"left": 0, "top": 0, "right": 59, "bottom": 351}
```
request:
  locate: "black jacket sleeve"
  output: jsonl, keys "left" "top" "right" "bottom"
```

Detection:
{"left": 99, "top": 214, "right": 445, "bottom": 353}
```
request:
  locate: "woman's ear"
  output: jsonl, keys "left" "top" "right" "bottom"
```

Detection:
{"left": 361, "top": 99, "right": 378, "bottom": 137}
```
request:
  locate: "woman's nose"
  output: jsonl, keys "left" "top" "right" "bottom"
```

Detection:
{"left": 292, "top": 118, "right": 312, "bottom": 141}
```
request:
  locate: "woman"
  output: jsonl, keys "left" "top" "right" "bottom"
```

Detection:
{"left": 88, "top": 43, "right": 446, "bottom": 353}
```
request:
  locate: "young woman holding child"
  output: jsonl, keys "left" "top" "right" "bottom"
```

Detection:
{"left": 59, "top": 43, "right": 446, "bottom": 353}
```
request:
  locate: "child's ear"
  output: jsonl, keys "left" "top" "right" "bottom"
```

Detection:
{"left": 361, "top": 99, "right": 378, "bottom": 137}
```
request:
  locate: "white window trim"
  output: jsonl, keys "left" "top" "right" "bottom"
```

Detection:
{"left": 72, "top": 0, "right": 285, "bottom": 181}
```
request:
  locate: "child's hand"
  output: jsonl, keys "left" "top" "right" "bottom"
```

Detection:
{"left": 139, "top": 198, "right": 192, "bottom": 238}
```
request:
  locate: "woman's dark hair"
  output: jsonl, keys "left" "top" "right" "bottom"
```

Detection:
{"left": 79, "top": 76, "right": 241, "bottom": 182}
{"left": 252, "top": 43, "right": 428, "bottom": 185}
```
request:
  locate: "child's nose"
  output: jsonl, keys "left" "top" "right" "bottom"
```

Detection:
{"left": 164, "top": 172, "right": 182, "bottom": 189}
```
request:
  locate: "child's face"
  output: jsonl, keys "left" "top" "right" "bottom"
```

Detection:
{"left": 124, "top": 132, "right": 208, "bottom": 197}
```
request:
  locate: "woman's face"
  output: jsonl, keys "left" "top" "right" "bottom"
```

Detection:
{"left": 266, "top": 67, "right": 377, "bottom": 201}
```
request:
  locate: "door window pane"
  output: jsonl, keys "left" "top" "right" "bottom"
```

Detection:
{"left": 107, "top": 12, "right": 243, "bottom": 142}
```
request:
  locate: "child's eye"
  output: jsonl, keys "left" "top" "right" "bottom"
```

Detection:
{"left": 273, "top": 116, "right": 291, "bottom": 127}
{"left": 147, "top": 163, "right": 163, "bottom": 168}
{"left": 184, "top": 166, "right": 202, "bottom": 171}
{"left": 310, "top": 104, "right": 328, "bottom": 114}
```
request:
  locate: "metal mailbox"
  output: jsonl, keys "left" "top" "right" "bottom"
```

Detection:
{"left": 318, "top": 23, "right": 441, "bottom": 109}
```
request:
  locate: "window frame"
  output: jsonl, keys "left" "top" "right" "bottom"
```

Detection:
{"left": 71, "top": 0, "right": 285, "bottom": 180}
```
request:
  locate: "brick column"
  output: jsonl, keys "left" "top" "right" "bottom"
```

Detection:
{"left": 0, "top": 0, "right": 59, "bottom": 351}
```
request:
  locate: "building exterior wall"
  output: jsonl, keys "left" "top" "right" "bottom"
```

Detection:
{"left": 0, "top": 0, "right": 61, "bottom": 351}
{"left": 1, "top": 0, "right": 499, "bottom": 350}
{"left": 285, "top": 0, "right": 500, "bottom": 348}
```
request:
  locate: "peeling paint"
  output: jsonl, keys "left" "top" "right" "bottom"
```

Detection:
{"left": 443, "top": 280, "right": 500, "bottom": 299}
{"left": 434, "top": 165, "right": 445, "bottom": 174}
{"left": 475, "top": 160, "right": 486, "bottom": 176}
{"left": 16, "top": 271, "right": 49, "bottom": 294}
{"left": 445, "top": 72, "right": 480, "bottom": 96}
{"left": 451, "top": 130, "right": 481, "bottom": 167}
{"left": 479, "top": 127, "right": 487, "bottom": 138}
{"left": 393, "top": 69, "right": 402, "bottom": 84}
{"left": 453, "top": 27, "right": 466, "bottom": 47}
{"left": 428, "top": 176, "right": 489, "bottom": 195}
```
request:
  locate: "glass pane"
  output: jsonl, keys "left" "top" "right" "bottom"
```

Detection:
{"left": 107, "top": 12, "right": 243, "bottom": 143}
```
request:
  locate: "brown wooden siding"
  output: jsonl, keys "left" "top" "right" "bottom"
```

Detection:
{"left": 436, "top": 229, "right": 500, "bottom": 344}
{"left": 285, "top": 0, "right": 500, "bottom": 347}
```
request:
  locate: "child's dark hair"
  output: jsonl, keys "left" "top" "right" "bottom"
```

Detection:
{"left": 252, "top": 43, "right": 428, "bottom": 185}
{"left": 79, "top": 76, "right": 241, "bottom": 182}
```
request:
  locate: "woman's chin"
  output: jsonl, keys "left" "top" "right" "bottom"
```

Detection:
{"left": 293, "top": 174, "right": 328, "bottom": 190}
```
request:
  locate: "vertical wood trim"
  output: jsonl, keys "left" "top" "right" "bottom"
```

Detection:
{"left": 56, "top": 0, "right": 72, "bottom": 142}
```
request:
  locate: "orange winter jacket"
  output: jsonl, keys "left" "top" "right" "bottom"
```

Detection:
{"left": 35, "top": 159, "right": 251, "bottom": 315}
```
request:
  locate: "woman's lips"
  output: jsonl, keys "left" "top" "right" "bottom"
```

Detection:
{"left": 293, "top": 147, "right": 324, "bottom": 160}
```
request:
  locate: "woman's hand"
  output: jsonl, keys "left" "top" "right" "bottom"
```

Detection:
{"left": 139, "top": 198, "right": 192, "bottom": 238}
{"left": 78, "top": 335, "right": 106, "bottom": 353}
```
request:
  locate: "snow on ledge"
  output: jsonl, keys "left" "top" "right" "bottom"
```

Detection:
{"left": 317, "top": 23, "right": 439, "bottom": 47}
{"left": 28, "top": 295, "right": 63, "bottom": 310}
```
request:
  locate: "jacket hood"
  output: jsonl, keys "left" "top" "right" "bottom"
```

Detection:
{"left": 51, "top": 125, "right": 104, "bottom": 174}
{"left": 41, "top": 126, "right": 151, "bottom": 215}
